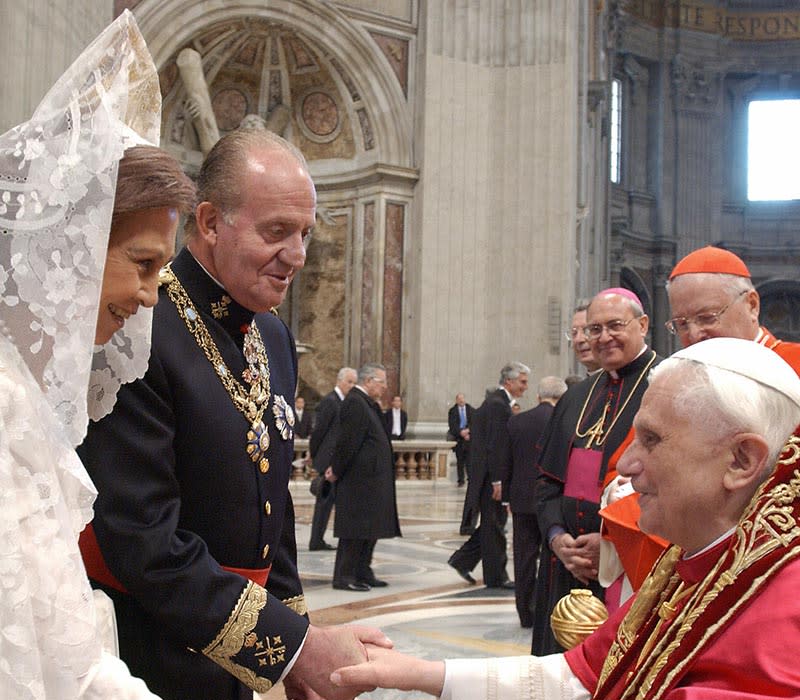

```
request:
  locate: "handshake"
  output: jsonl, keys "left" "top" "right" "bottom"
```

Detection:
{"left": 286, "top": 624, "right": 444, "bottom": 699}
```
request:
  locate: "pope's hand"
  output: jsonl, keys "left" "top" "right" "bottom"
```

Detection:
{"left": 287, "top": 625, "right": 393, "bottom": 700}
{"left": 331, "top": 645, "right": 446, "bottom": 697}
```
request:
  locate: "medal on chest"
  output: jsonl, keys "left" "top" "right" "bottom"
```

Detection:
{"left": 162, "top": 264, "right": 295, "bottom": 474}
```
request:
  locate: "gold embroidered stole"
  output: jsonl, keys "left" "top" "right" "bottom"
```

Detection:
{"left": 594, "top": 434, "right": 800, "bottom": 700}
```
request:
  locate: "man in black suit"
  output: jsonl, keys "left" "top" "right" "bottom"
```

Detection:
{"left": 294, "top": 396, "right": 313, "bottom": 439}
{"left": 447, "top": 393, "right": 474, "bottom": 487}
{"left": 383, "top": 395, "right": 408, "bottom": 439}
{"left": 448, "top": 362, "right": 530, "bottom": 588}
{"left": 308, "top": 367, "right": 357, "bottom": 551}
{"left": 331, "top": 363, "right": 401, "bottom": 591}
{"left": 498, "top": 376, "right": 567, "bottom": 627}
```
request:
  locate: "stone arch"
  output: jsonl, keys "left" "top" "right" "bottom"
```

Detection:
{"left": 757, "top": 279, "right": 800, "bottom": 343}
{"left": 133, "top": 0, "right": 411, "bottom": 168}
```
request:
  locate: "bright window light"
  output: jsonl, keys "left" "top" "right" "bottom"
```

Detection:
{"left": 610, "top": 79, "right": 621, "bottom": 184}
{"left": 748, "top": 99, "right": 800, "bottom": 201}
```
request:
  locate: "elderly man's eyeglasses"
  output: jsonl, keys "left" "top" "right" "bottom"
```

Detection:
{"left": 564, "top": 327, "right": 587, "bottom": 344}
{"left": 583, "top": 318, "right": 635, "bottom": 340}
{"left": 665, "top": 290, "right": 747, "bottom": 335}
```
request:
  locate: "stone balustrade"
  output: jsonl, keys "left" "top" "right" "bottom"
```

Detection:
{"left": 291, "top": 438, "right": 456, "bottom": 481}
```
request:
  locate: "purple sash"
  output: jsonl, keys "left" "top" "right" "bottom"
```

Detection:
{"left": 563, "top": 447, "right": 603, "bottom": 503}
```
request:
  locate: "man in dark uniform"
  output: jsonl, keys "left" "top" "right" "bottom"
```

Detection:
{"left": 78, "top": 129, "right": 386, "bottom": 700}
{"left": 531, "top": 288, "right": 660, "bottom": 656}
{"left": 448, "top": 392, "right": 475, "bottom": 487}
{"left": 448, "top": 362, "right": 530, "bottom": 588}
{"left": 499, "top": 375, "right": 567, "bottom": 628}
{"left": 308, "top": 366, "right": 357, "bottom": 551}
{"left": 331, "top": 363, "right": 401, "bottom": 591}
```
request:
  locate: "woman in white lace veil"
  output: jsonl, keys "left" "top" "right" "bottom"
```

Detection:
{"left": 0, "top": 11, "right": 195, "bottom": 699}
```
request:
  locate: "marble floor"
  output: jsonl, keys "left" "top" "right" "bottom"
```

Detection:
{"left": 270, "top": 479, "right": 531, "bottom": 699}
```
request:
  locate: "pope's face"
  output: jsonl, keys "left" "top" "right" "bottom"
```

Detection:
{"left": 96, "top": 207, "right": 177, "bottom": 344}
{"left": 206, "top": 146, "right": 316, "bottom": 312}
{"left": 586, "top": 295, "right": 648, "bottom": 372}
{"left": 617, "top": 373, "right": 732, "bottom": 553}
{"left": 667, "top": 274, "right": 759, "bottom": 347}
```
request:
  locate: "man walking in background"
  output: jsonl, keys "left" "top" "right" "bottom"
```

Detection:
{"left": 308, "top": 367, "right": 357, "bottom": 551}
{"left": 500, "top": 375, "right": 567, "bottom": 627}
{"left": 331, "top": 363, "right": 401, "bottom": 591}
{"left": 448, "top": 362, "right": 530, "bottom": 588}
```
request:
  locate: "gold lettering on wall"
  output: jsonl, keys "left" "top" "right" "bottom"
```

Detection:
{"left": 622, "top": 0, "right": 800, "bottom": 41}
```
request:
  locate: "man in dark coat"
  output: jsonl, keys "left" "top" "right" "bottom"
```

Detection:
{"left": 331, "top": 362, "right": 401, "bottom": 591}
{"left": 532, "top": 288, "right": 660, "bottom": 656}
{"left": 383, "top": 394, "right": 408, "bottom": 439}
{"left": 308, "top": 367, "right": 357, "bottom": 551}
{"left": 448, "top": 362, "right": 530, "bottom": 588}
{"left": 294, "top": 395, "right": 313, "bottom": 438}
{"left": 498, "top": 376, "right": 567, "bottom": 627}
{"left": 448, "top": 392, "right": 475, "bottom": 487}
{"left": 78, "top": 130, "right": 386, "bottom": 700}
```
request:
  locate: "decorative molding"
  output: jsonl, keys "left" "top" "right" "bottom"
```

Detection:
{"left": 369, "top": 31, "right": 409, "bottom": 97}
{"left": 671, "top": 54, "right": 722, "bottom": 114}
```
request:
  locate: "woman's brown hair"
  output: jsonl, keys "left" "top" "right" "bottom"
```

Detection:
{"left": 111, "top": 145, "right": 196, "bottom": 231}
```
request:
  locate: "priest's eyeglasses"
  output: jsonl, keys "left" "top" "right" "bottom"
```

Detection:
{"left": 564, "top": 326, "right": 586, "bottom": 344}
{"left": 583, "top": 318, "right": 634, "bottom": 340}
{"left": 665, "top": 290, "right": 747, "bottom": 335}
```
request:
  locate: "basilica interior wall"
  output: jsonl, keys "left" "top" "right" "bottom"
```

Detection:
{"left": 406, "top": 1, "right": 580, "bottom": 427}
{"left": 0, "top": 1, "right": 111, "bottom": 132}
{"left": 610, "top": 2, "right": 800, "bottom": 349}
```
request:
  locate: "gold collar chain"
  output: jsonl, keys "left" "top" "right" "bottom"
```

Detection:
{"left": 161, "top": 264, "right": 273, "bottom": 473}
{"left": 573, "top": 350, "right": 657, "bottom": 448}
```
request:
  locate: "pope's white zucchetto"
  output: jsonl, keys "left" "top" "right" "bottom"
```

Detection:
{"left": 672, "top": 337, "right": 800, "bottom": 408}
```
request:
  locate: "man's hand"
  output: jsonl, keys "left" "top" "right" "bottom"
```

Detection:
{"left": 491, "top": 482, "right": 502, "bottom": 501}
{"left": 330, "top": 645, "right": 446, "bottom": 697}
{"left": 459, "top": 428, "right": 470, "bottom": 440}
{"left": 324, "top": 466, "right": 337, "bottom": 482}
{"left": 286, "top": 624, "right": 393, "bottom": 700}
{"left": 551, "top": 532, "right": 601, "bottom": 584}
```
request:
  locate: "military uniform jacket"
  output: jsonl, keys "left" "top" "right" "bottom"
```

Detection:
{"left": 332, "top": 386, "right": 401, "bottom": 540}
{"left": 78, "top": 249, "right": 308, "bottom": 700}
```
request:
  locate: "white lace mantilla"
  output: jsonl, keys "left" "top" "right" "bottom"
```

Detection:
{"left": 0, "top": 11, "right": 163, "bottom": 700}
{"left": 0, "top": 9, "right": 160, "bottom": 446}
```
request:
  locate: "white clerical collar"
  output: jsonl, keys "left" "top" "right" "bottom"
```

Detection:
{"left": 334, "top": 386, "right": 345, "bottom": 400}
{"left": 684, "top": 526, "right": 736, "bottom": 560}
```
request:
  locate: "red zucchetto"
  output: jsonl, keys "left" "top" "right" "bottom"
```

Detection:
{"left": 669, "top": 246, "right": 751, "bottom": 280}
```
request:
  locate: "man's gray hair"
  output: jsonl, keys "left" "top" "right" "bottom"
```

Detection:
{"left": 499, "top": 362, "right": 531, "bottom": 384}
{"left": 538, "top": 376, "right": 568, "bottom": 400}
{"left": 337, "top": 366, "right": 357, "bottom": 382}
{"left": 665, "top": 271, "right": 755, "bottom": 297}
{"left": 184, "top": 128, "right": 309, "bottom": 240}
{"left": 358, "top": 362, "right": 386, "bottom": 384}
{"left": 650, "top": 358, "right": 800, "bottom": 470}
{"left": 573, "top": 298, "right": 592, "bottom": 314}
